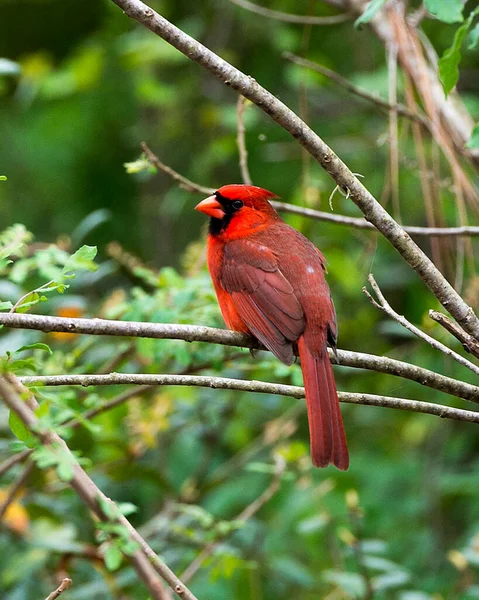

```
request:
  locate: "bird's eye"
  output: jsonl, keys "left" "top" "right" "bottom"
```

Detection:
{"left": 232, "top": 200, "right": 244, "bottom": 210}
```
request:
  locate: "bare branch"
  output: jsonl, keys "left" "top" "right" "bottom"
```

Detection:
{"left": 143, "top": 143, "right": 479, "bottom": 237}
{"left": 429, "top": 310, "right": 479, "bottom": 360}
{"left": 181, "top": 456, "right": 286, "bottom": 583}
{"left": 0, "top": 375, "right": 198, "bottom": 600}
{"left": 229, "top": 0, "right": 351, "bottom": 25}
{"left": 141, "top": 142, "right": 213, "bottom": 195}
{"left": 16, "top": 372, "right": 479, "bottom": 423}
{"left": 364, "top": 274, "right": 479, "bottom": 377}
{"left": 1, "top": 312, "right": 478, "bottom": 402}
{"left": 236, "top": 96, "right": 252, "bottom": 185}
{"left": 0, "top": 449, "right": 31, "bottom": 478}
{"left": 271, "top": 201, "right": 479, "bottom": 237}
{"left": 283, "top": 52, "right": 429, "bottom": 128}
{"left": 45, "top": 578, "right": 72, "bottom": 600}
{"left": 107, "top": 0, "right": 479, "bottom": 338}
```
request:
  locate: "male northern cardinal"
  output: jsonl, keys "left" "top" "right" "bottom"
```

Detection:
{"left": 195, "top": 184, "right": 348, "bottom": 470}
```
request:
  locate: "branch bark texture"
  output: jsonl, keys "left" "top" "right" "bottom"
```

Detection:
{"left": 109, "top": 0, "right": 479, "bottom": 340}
{"left": 17, "top": 372, "right": 479, "bottom": 423}
{"left": 2, "top": 312, "right": 479, "bottom": 402}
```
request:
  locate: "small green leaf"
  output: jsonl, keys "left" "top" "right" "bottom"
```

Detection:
{"left": 466, "top": 124, "right": 479, "bottom": 149}
{"left": 103, "top": 544, "right": 123, "bottom": 571}
{"left": 116, "top": 502, "right": 138, "bottom": 517}
{"left": 469, "top": 22, "right": 479, "bottom": 49}
{"left": 424, "top": 0, "right": 463, "bottom": 23}
{"left": 354, "top": 0, "right": 387, "bottom": 28}
{"left": 438, "top": 8, "right": 479, "bottom": 96}
{"left": 98, "top": 495, "right": 119, "bottom": 520}
{"left": 61, "top": 245, "right": 98, "bottom": 275}
{"left": 17, "top": 343, "right": 53, "bottom": 355}
{"left": 0, "top": 301, "right": 13, "bottom": 310}
{"left": 9, "top": 411, "right": 37, "bottom": 448}
{"left": 57, "top": 458, "right": 74, "bottom": 482}
{"left": 0, "top": 175, "right": 6, "bottom": 181}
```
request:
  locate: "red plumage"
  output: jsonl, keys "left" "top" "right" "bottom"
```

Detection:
{"left": 196, "top": 184, "right": 349, "bottom": 470}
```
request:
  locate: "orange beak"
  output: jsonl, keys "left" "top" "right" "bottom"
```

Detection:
{"left": 195, "top": 195, "right": 225, "bottom": 219}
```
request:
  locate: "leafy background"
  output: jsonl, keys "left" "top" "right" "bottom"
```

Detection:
{"left": 0, "top": 0, "right": 478, "bottom": 598}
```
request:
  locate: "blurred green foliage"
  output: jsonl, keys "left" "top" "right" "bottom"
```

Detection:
{"left": 0, "top": 0, "right": 479, "bottom": 598}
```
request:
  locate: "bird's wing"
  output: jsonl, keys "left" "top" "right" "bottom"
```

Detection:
{"left": 220, "top": 240, "right": 305, "bottom": 365}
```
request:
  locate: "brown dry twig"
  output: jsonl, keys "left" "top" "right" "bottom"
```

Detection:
{"left": 364, "top": 274, "right": 479, "bottom": 377}
{"left": 236, "top": 96, "right": 252, "bottom": 185}
{"left": 229, "top": 0, "right": 350, "bottom": 25}
{"left": 45, "top": 578, "right": 72, "bottom": 600}
{"left": 429, "top": 310, "right": 479, "bottom": 360}
{"left": 181, "top": 455, "right": 286, "bottom": 583}
{"left": 141, "top": 142, "right": 479, "bottom": 238}
{"left": 17, "top": 372, "right": 479, "bottom": 422}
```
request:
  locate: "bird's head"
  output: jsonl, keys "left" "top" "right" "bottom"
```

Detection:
{"left": 195, "top": 184, "right": 280, "bottom": 237}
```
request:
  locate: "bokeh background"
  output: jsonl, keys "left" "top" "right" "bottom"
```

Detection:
{"left": 0, "top": 0, "right": 478, "bottom": 598}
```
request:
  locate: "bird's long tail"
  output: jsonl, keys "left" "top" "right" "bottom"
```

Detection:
{"left": 297, "top": 336, "right": 349, "bottom": 470}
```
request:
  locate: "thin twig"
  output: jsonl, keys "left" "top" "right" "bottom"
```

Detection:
{"left": 283, "top": 52, "right": 430, "bottom": 128}
{"left": 45, "top": 578, "right": 72, "bottom": 600}
{"left": 141, "top": 142, "right": 213, "bottom": 195}
{"left": 387, "top": 41, "right": 401, "bottom": 222}
{"left": 236, "top": 96, "right": 252, "bottom": 185}
{"left": 429, "top": 310, "right": 479, "bottom": 360}
{"left": 364, "top": 274, "right": 479, "bottom": 377}
{"left": 1, "top": 312, "right": 478, "bottom": 402}
{"left": 0, "top": 376, "right": 198, "bottom": 600}
{"left": 142, "top": 143, "right": 479, "bottom": 237}
{"left": 17, "top": 372, "right": 479, "bottom": 423}
{"left": 0, "top": 449, "right": 31, "bottom": 478}
{"left": 0, "top": 461, "right": 33, "bottom": 521}
{"left": 229, "top": 0, "right": 350, "bottom": 25}
{"left": 108, "top": 0, "right": 479, "bottom": 339}
{"left": 181, "top": 456, "right": 286, "bottom": 583}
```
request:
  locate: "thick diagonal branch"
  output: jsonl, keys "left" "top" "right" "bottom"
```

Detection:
{"left": 0, "top": 375, "right": 197, "bottom": 600}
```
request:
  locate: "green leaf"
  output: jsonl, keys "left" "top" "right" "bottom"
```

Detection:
{"left": 116, "top": 502, "right": 138, "bottom": 517}
{"left": 103, "top": 544, "right": 123, "bottom": 571}
{"left": 17, "top": 343, "right": 53, "bottom": 355}
{"left": 56, "top": 457, "right": 74, "bottom": 482}
{"left": 424, "top": 0, "right": 463, "bottom": 23}
{"left": 439, "top": 10, "right": 477, "bottom": 96}
{"left": 466, "top": 124, "right": 479, "bottom": 149}
{"left": 9, "top": 411, "right": 37, "bottom": 448}
{"left": 0, "top": 175, "right": 7, "bottom": 181}
{"left": 469, "top": 22, "right": 479, "bottom": 48}
{"left": 98, "top": 495, "right": 119, "bottom": 520}
{"left": 0, "top": 301, "right": 13, "bottom": 310}
{"left": 322, "top": 571, "right": 367, "bottom": 597}
{"left": 354, "top": 0, "right": 387, "bottom": 28}
{"left": 61, "top": 245, "right": 98, "bottom": 275}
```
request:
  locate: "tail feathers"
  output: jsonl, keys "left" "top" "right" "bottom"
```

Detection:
{"left": 298, "top": 337, "right": 349, "bottom": 470}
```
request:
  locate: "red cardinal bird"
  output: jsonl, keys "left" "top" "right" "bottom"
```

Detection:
{"left": 195, "top": 184, "right": 348, "bottom": 470}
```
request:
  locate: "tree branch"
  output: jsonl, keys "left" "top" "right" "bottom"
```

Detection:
{"left": 181, "top": 456, "right": 286, "bottom": 583}
{"left": 364, "top": 274, "right": 479, "bottom": 377}
{"left": 0, "top": 375, "right": 197, "bottom": 600}
{"left": 45, "top": 578, "right": 72, "bottom": 600}
{"left": 1, "top": 312, "right": 478, "bottom": 402}
{"left": 283, "top": 52, "right": 429, "bottom": 128}
{"left": 229, "top": 0, "right": 351, "bottom": 25}
{"left": 16, "top": 372, "right": 479, "bottom": 423}
{"left": 0, "top": 461, "right": 33, "bottom": 521}
{"left": 108, "top": 0, "right": 479, "bottom": 339}
{"left": 142, "top": 142, "right": 479, "bottom": 237}
{"left": 429, "top": 310, "right": 479, "bottom": 360}
{"left": 236, "top": 96, "right": 252, "bottom": 185}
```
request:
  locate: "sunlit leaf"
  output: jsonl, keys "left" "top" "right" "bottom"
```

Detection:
{"left": 466, "top": 124, "right": 479, "bottom": 149}
{"left": 424, "top": 0, "right": 463, "bottom": 23}
{"left": 9, "top": 411, "right": 37, "bottom": 448}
